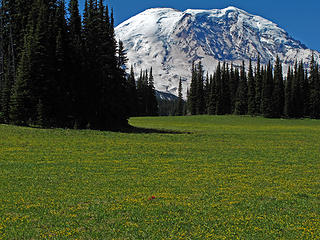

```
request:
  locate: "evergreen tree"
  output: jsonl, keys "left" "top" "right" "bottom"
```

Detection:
{"left": 284, "top": 66, "right": 293, "bottom": 117}
{"left": 196, "top": 61, "right": 205, "bottom": 114}
{"left": 234, "top": 61, "right": 248, "bottom": 115}
{"left": 303, "top": 68, "right": 310, "bottom": 116}
{"left": 204, "top": 72, "right": 210, "bottom": 113}
{"left": 189, "top": 61, "right": 198, "bottom": 115}
{"left": 222, "top": 63, "right": 231, "bottom": 114}
{"left": 291, "top": 61, "right": 303, "bottom": 118}
{"left": 126, "top": 66, "right": 138, "bottom": 116}
{"left": 261, "top": 61, "right": 273, "bottom": 117}
{"left": 254, "top": 55, "right": 263, "bottom": 115}
{"left": 68, "top": 0, "right": 84, "bottom": 127}
{"left": 309, "top": 54, "right": 320, "bottom": 118}
{"left": 9, "top": 31, "right": 33, "bottom": 125}
{"left": 177, "top": 77, "right": 184, "bottom": 116}
{"left": 272, "top": 56, "right": 285, "bottom": 118}
{"left": 229, "top": 64, "right": 239, "bottom": 113}
{"left": 147, "top": 67, "right": 158, "bottom": 116}
{"left": 215, "top": 62, "right": 223, "bottom": 115}
{"left": 247, "top": 59, "right": 256, "bottom": 115}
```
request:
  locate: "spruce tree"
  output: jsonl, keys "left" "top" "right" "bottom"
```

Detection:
{"left": 229, "top": 64, "right": 238, "bottom": 113}
{"left": 177, "top": 77, "right": 184, "bottom": 116}
{"left": 234, "top": 61, "right": 248, "bottom": 115}
{"left": 272, "top": 56, "right": 285, "bottom": 118}
{"left": 196, "top": 61, "right": 205, "bottom": 114}
{"left": 261, "top": 61, "right": 273, "bottom": 117}
{"left": 127, "top": 66, "right": 138, "bottom": 116}
{"left": 189, "top": 61, "right": 198, "bottom": 115}
{"left": 309, "top": 54, "right": 320, "bottom": 118}
{"left": 291, "top": 61, "right": 303, "bottom": 118}
{"left": 68, "top": 0, "right": 83, "bottom": 127}
{"left": 147, "top": 67, "right": 158, "bottom": 116}
{"left": 247, "top": 59, "right": 256, "bottom": 115}
{"left": 303, "top": 68, "right": 310, "bottom": 116}
{"left": 9, "top": 31, "right": 33, "bottom": 125}
{"left": 215, "top": 62, "right": 223, "bottom": 115}
{"left": 254, "top": 55, "right": 262, "bottom": 115}
{"left": 208, "top": 74, "right": 217, "bottom": 115}
{"left": 284, "top": 66, "right": 293, "bottom": 117}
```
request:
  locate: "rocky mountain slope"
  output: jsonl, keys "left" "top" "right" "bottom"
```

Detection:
{"left": 115, "top": 7, "right": 320, "bottom": 97}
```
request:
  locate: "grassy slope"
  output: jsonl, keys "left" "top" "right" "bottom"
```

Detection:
{"left": 0, "top": 115, "right": 319, "bottom": 239}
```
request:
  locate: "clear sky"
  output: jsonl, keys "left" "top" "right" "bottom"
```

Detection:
{"left": 78, "top": 0, "right": 320, "bottom": 52}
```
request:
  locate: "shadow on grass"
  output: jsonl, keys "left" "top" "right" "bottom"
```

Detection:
{"left": 119, "top": 125, "right": 192, "bottom": 134}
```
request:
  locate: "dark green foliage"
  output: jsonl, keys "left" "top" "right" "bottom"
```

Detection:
{"left": 261, "top": 62, "right": 273, "bottom": 117}
{"left": 177, "top": 78, "right": 184, "bottom": 116}
{"left": 309, "top": 54, "right": 320, "bottom": 118}
{"left": 187, "top": 56, "right": 319, "bottom": 120}
{"left": 234, "top": 61, "right": 248, "bottom": 115}
{"left": 136, "top": 68, "right": 158, "bottom": 116}
{"left": 0, "top": 0, "right": 134, "bottom": 130}
{"left": 147, "top": 68, "right": 159, "bottom": 116}
{"left": 291, "top": 61, "right": 304, "bottom": 118}
{"left": 247, "top": 59, "right": 256, "bottom": 115}
{"left": 229, "top": 65, "right": 239, "bottom": 114}
{"left": 126, "top": 66, "right": 138, "bottom": 117}
{"left": 271, "top": 56, "right": 285, "bottom": 118}
{"left": 254, "top": 56, "right": 262, "bottom": 115}
{"left": 284, "top": 66, "right": 293, "bottom": 117}
{"left": 188, "top": 61, "right": 205, "bottom": 115}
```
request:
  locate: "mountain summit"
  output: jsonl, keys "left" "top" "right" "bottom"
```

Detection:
{"left": 115, "top": 7, "right": 320, "bottom": 96}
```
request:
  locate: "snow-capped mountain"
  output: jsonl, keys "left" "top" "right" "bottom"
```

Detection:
{"left": 115, "top": 7, "right": 320, "bottom": 97}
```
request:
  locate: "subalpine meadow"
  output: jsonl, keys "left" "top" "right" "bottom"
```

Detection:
{"left": 0, "top": 115, "right": 319, "bottom": 239}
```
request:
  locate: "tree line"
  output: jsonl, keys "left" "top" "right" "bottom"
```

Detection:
{"left": 187, "top": 55, "right": 320, "bottom": 118}
{"left": 0, "top": 0, "right": 157, "bottom": 130}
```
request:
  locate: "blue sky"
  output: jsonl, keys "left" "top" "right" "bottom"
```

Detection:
{"left": 78, "top": 0, "right": 320, "bottom": 51}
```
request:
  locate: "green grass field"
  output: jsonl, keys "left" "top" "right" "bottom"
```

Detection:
{"left": 0, "top": 115, "right": 319, "bottom": 239}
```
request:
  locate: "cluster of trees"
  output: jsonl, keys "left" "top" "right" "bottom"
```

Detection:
{"left": 158, "top": 78, "right": 185, "bottom": 116}
{"left": 188, "top": 55, "right": 320, "bottom": 118}
{"left": 0, "top": 0, "right": 158, "bottom": 130}
{"left": 133, "top": 67, "right": 158, "bottom": 117}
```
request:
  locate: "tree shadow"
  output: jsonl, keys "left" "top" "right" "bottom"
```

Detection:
{"left": 119, "top": 125, "right": 192, "bottom": 134}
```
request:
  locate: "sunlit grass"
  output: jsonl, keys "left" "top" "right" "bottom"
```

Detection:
{"left": 0, "top": 115, "right": 319, "bottom": 239}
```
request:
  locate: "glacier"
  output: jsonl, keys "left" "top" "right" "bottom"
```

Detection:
{"left": 115, "top": 7, "right": 320, "bottom": 97}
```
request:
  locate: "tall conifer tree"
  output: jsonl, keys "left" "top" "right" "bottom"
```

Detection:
{"left": 247, "top": 59, "right": 256, "bottom": 115}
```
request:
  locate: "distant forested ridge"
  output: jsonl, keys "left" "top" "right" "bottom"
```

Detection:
{"left": 0, "top": 0, "right": 157, "bottom": 130}
{"left": 187, "top": 56, "right": 320, "bottom": 119}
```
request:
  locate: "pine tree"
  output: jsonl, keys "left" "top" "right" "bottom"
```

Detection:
{"left": 291, "top": 61, "right": 303, "bottom": 118}
{"left": 222, "top": 63, "right": 231, "bottom": 114}
{"left": 204, "top": 72, "right": 210, "bottom": 113}
{"left": 189, "top": 61, "right": 197, "bottom": 115}
{"left": 284, "top": 66, "right": 293, "bottom": 117}
{"left": 272, "top": 56, "right": 285, "bottom": 118}
{"left": 303, "top": 68, "right": 310, "bottom": 116}
{"left": 208, "top": 74, "right": 217, "bottom": 115}
{"left": 309, "top": 54, "right": 320, "bottom": 118}
{"left": 247, "top": 59, "right": 256, "bottom": 115}
{"left": 68, "top": 0, "right": 83, "bottom": 127}
{"left": 147, "top": 67, "right": 158, "bottom": 116}
{"left": 254, "top": 55, "right": 262, "bottom": 115}
{"left": 9, "top": 30, "right": 33, "bottom": 125}
{"left": 215, "top": 62, "right": 223, "bottom": 115}
{"left": 196, "top": 61, "right": 205, "bottom": 114}
{"left": 229, "top": 64, "right": 239, "bottom": 114}
{"left": 177, "top": 77, "right": 184, "bottom": 116}
{"left": 126, "top": 66, "right": 138, "bottom": 116}
{"left": 261, "top": 61, "right": 273, "bottom": 117}
{"left": 234, "top": 61, "right": 248, "bottom": 115}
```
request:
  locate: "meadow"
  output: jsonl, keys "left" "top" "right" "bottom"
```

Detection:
{"left": 0, "top": 115, "right": 319, "bottom": 239}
